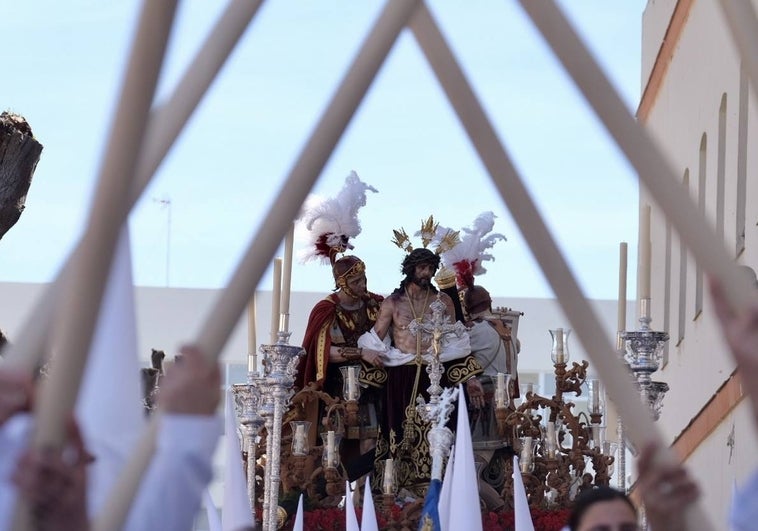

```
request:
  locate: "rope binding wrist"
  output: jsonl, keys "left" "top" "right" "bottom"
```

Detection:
{"left": 339, "top": 346, "right": 363, "bottom": 361}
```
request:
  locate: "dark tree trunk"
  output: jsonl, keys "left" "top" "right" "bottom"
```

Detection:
{"left": 0, "top": 112, "right": 43, "bottom": 240}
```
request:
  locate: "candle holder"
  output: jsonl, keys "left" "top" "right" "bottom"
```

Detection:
{"left": 320, "top": 430, "right": 342, "bottom": 470}
{"left": 257, "top": 378, "right": 276, "bottom": 531}
{"left": 588, "top": 379, "right": 605, "bottom": 426}
{"left": 290, "top": 420, "right": 311, "bottom": 457}
{"left": 519, "top": 436, "right": 535, "bottom": 473}
{"left": 382, "top": 457, "right": 396, "bottom": 496}
{"left": 494, "top": 372, "right": 511, "bottom": 410}
{"left": 621, "top": 312, "right": 669, "bottom": 420}
{"left": 232, "top": 375, "right": 265, "bottom": 526}
{"left": 339, "top": 365, "right": 361, "bottom": 429}
{"left": 549, "top": 328, "right": 571, "bottom": 365}
{"left": 258, "top": 331, "right": 304, "bottom": 531}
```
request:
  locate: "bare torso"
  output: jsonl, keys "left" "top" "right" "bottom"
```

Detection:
{"left": 374, "top": 285, "right": 456, "bottom": 355}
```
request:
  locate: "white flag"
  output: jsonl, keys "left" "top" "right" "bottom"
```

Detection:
{"left": 513, "top": 456, "right": 535, "bottom": 531}
{"left": 293, "top": 493, "right": 304, "bottom": 531}
{"left": 362, "top": 476, "right": 379, "bottom": 531}
{"left": 448, "top": 385, "right": 482, "bottom": 531}
{"left": 439, "top": 443, "right": 455, "bottom": 531}
{"left": 222, "top": 390, "right": 254, "bottom": 531}
{"left": 346, "top": 481, "right": 360, "bottom": 531}
{"left": 75, "top": 226, "right": 144, "bottom": 515}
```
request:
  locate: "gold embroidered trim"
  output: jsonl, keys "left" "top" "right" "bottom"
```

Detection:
{"left": 446, "top": 355, "right": 484, "bottom": 384}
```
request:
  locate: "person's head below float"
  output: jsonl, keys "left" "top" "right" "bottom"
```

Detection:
{"left": 396, "top": 248, "right": 441, "bottom": 293}
{"left": 568, "top": 486, "right": 638, "bottom": 531}
{"left": 332, "top": 255, "right": 369, "bottom": 300}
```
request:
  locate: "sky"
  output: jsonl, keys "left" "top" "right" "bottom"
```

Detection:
{"left": 1, "top": 1, "right": 646, "bottom": 301}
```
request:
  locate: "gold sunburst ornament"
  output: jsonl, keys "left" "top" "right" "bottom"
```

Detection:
{"left": 419, "top": 215, "right": 439, "bottom": 248}
{"left": 391, "top": 228, "right": 413, "bottom": 252}
{"left": 391, "top": 215, "right": 461, "bottom": 255}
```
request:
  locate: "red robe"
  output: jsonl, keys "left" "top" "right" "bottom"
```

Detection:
{"left": 295, "top": 292, "right": 384, "bottom": 390}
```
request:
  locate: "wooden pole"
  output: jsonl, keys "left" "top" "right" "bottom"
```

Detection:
{"left": 131, "top": 0, "right": 265, "bottom": 200}
{"left": 93, "top": 1, "right": 419, "bottom": 528}
{"left": 13, "top": 1, "right": 177, "bottom": 529}
{"left": 31, "top": 0, "right": 176, "bottom": 450}
{"left": 409, "top": 5, "right": 714, "bottom": 530}
{"left": 517, "top": 0, "right": 748, "bottom": 311}
{"left": 0, "top": 0, "right": 264, "bottom": 375}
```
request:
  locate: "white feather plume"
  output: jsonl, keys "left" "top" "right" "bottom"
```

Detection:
{"left": 440, "top": 212, "right": 506, "bottom": 284}
{"left": 297, "top": 171, "right": 378, "bottom": 263}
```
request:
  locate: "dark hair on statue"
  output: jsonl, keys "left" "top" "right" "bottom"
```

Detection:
{"left": 568, "top": 486, "right": 636, "bottom": 531}
{"left": 393, "top": 248, "right": 440, "bottom": 294}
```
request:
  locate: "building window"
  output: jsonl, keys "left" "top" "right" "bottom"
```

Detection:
{"left": 737, "top": 65, "right": 748, "bottom": 256}
{"left": 663, "top": 220, "right": 672, "bottom": 365}
{"left": 717, "top": 94, "right": 726, "bottom": 241}
{"left": 695, "top": 136, "right": 706, "bottom": 320}
{"left": 678, "top": 170, "right": 689, "bottom": 345}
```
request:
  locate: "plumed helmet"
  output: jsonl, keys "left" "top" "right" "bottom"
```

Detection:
{"left": 464, "top": 285, "right": 492, "bottom": 314}
{"left": 401, "top": 248, "right": 440, "bottom": 277}
{"left": 332, "top": 255, "right": 366, "bottom": 290}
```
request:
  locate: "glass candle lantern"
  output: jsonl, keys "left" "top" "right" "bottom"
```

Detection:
{"left": 339, "top": 365, "right": 362, "bottom": 402}
{"left": 290, "top": 420, "right": 311, "bottom": 457}
{"left": 549, "top": 328, "right": 572, "bottom": 364}
{"left": 519, "top": 436, "right": 534, "bottom": 473}
{"left": 545, "top": 421, "right": 558, "bottom": 458}
{"left": 321, "top": 430, "right": 342, "bottom": 469}
{"left": 382, "top": 458, "right": 395, "bottom": 495}
{"left": 588, "top": 379, "right": 606, "bottom": 417}
{"left": 495, "top": 372, "right": 511, "bottom": 409}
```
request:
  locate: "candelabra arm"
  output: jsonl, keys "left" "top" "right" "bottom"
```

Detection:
{"left": 617, "top": 416, "right": 626, "bottom": 493}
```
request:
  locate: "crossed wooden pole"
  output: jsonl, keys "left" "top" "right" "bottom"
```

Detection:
{"left": 5, "top": 0, "right": 757, "bottom": 529}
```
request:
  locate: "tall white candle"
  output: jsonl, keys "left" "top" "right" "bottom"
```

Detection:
{"left": 347, "top": 367, "right": 358, "bottom": 400}
{"left": 520, "top": 436, "right": 533, "bottom": 472}
{"left": 247, "top": 295, "right": 257, "bottom": 372}
{"left": 326, "top": 430, "right": 336, "bottom": 467}
{"left": 546, "top": 422, "right": 556, "bottom": 458}
{"left": 269, "top": 258, "right": 282, "bottom": 343}
{"left": 383, "top": 458, "right": 394, "bottom": 494}
{"left": 590, "top": 379, "right": 600, "bottom": 414}
{"left": 280, "top": 224, "right": 294, "bottom": 333}
{"left": 639, "top": 205, "right": 651, "bottom": 300}
{"left": 293, "top": 424, "right": 306, "bottom": 455}
{"left": 495, "top": 372, "right": 506, "bottom": 408}
{"left": 618, "top": 242, "right": 627, "bottom": 332}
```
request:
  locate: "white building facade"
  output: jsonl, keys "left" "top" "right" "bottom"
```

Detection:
{"left": 640, "top": 0, "right": 758, "bottom": 526}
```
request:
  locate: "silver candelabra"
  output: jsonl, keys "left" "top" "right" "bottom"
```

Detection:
{"left": 616, "top": 297, "right": 670, "bottom": 492}
{"left": 258, "top": 330, "right": 304, "bottom": 531}
{"left": 232, "top": 375, "right": 265, "bottom": 525}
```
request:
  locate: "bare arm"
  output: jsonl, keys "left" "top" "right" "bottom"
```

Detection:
{"left": 373, "top": 297, "right": 395, "bottom": 341}
{"left": 439, "top": 291, "right": 456, "bottom": 322}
